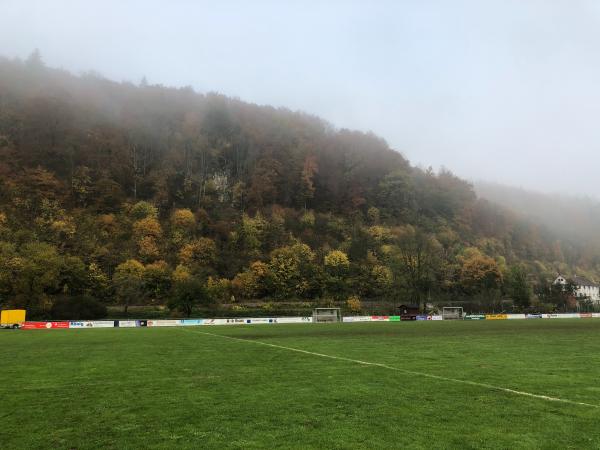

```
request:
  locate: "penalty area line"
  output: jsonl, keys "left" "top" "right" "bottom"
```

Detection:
{"left": 181, "top": 328, "right": 599, "bottom": 409}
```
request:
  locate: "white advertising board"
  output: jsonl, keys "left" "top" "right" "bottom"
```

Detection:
{"left": 147, "top": 320, "right": 183, "bottom": 327}
{"left": 274, "top": 317, "right": 312, "bottom": 324}
{"left": 242, "top": 318, "right": 273, "bottom": 324}
{"left": 343, "top": 316, "right": 372, "bottom": 323}
{"left": 90, "top": 321, "right": 115, "bottom": 328}
{"left": 201, "top": 318, "right": 230, "bottom": 326}
{"left": 70, "top": 321, "right": 114, "bottom": 328}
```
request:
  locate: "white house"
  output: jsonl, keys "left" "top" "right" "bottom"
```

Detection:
{"left": 554, "top": 274, "right": 600, "bottom": 302}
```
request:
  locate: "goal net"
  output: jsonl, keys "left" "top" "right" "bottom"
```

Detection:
{"left": 442, "top": 307, "right": 464, "bottom": 320}
{"left": 313, "top": 308, "right": 341, "bottom": 323}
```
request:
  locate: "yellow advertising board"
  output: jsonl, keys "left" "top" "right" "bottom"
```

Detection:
{"left": 485, "top": 314, "right": 508, "bottom": 320}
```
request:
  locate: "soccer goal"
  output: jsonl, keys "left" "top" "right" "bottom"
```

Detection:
{"left": 313, "top": 308, "right": 342, "bottom": 323}
{"left": 442, "top": 307, "right": 464, "bottom": 320}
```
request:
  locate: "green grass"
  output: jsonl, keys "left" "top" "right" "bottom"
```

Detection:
{"left": 2, "top": 320, "right": 600, "bottom": 449}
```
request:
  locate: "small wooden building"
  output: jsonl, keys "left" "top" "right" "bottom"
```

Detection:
{"left": 398, "top": 304, "right": 420, "bottom": 321}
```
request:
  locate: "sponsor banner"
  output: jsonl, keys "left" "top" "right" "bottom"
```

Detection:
{"left": 526, "top": 314, "right": 543, "bottom": 319}
{"left": 22, "top": 321, "right": 69, "bottom": 329}
{"left": 579, "top": 313, "right": 593, "bottom": 318}
{"left": 202, "top": 318, "right": 229, "bottom": 326}
{"left": 464, "top": 314, "right": 486, "bottom": 320}
{"left": 22, "top": 322, "right": 48, "bottom": 329}
{"left": 558, "top": 313, "right": 580, "bottom": 319}
{"left": 225, "top": 318, "right": 250, "bottom": 325}
{"left": 181, "top": 319, "right": 204, "bottom": 326}
{"left": 593, "top": 313, "right": 600, "bottom": 318}
{"left": 136, "top": 320, "right": 148, "bottom": 327}
{"left": 370, "top": 316, "right": 389, "bottom": 321}
{"left": 544, "top": 313, "right": 579, "bottom": 319}
{"left": 148, "top": 320, "right": 184, "bottom": 327}
{"left": 70, "top": 321, "right": 115, "bottom": 328}
{"left": 430, "top": 315, "right": 443, "bottom": 321}
{"left": 389, "top": 316, "right": 401, "bottom": 322}
{"left": 416, "top": 315, "right": 431, "bottom": 321}
{"left": 485, "top": 314, "right": 508, "bottom": 320}
{"left": 90, "top": 321, "right": 115, "bottom": 328}
{"left": 245, "top": 318, "right": 275, "bottom": 324}
{"left": 116, "top": 320, "right": 137, "bottom": 328}
{"left": 275, "top": 317, "right": 312, "bottom": 324}
{"left": 343, "top": 316, "right": 372, "bottom": 323}
{"left": 506, "top": 314, "right": 526, "bottom": 320}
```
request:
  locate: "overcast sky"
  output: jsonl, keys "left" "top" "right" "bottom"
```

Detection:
{"left": 1, "top": 0, "right": 600, "bottom": 196}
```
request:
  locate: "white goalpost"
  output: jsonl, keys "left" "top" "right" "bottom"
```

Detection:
{"left": 313, "top": 308, "right": 342, "bottom": 323}
{"left": 442, "top": 307, "right": 464, "bottom": 320}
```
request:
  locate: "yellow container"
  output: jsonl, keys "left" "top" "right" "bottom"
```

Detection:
{"left": 1, "top": 309, "right": 26, "bottom": 327}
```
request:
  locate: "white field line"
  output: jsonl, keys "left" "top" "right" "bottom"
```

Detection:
{"left": 181, "top": 328, "right": 600, "bottom": 409}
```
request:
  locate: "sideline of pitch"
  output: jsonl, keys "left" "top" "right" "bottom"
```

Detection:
{"left": 180, "top": 327, "right": 600, "bottom": 409}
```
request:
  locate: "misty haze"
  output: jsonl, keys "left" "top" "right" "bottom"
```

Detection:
{"left": 3, "top": 1, "right": 600, "bottom": 197}
{"left": 2, "top": 1, "right": 600, "bottom": 449}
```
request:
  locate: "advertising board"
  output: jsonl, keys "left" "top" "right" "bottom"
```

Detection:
{"left": 370, "top": 316, "right": 389, "bottom": 321}
{"left": 275, "top": 317, "right": 312, "bottom": 324}
{"left": 464, "top": 315, "right": 486, "bottom": 320}
{"left": 116, "top": 320, "right": 137, "bottom": 327}
{"left": 485, "top": 314, "right": 508, "bottom": 320}
{"left": 148, "top": 320, "right": 184, "bottom": 327}
{"left": 22, "top": 321, "right": 69, "bottom": 329}
{"left": 202, "top": 318, "right": 229, "bottom": 325}
{"left": 90, "top": 321, "right": 115, "bottom": 328}
{"left": 69, "top": 321, "right": 115, "bottom": 328}
{"left": 181, "top": 319, "right": 204, "bottom": 326}
{"left": 506, "top": 314, "right": 526, "bottom": 320}
{"left": 342, "top": 316, "right": 372, "bottom": 323}
{"left": 559, "top": 313, "right": 580, "bottom": 319}
{"left": 246, "top": 318, "right": 275, "bottom": 324}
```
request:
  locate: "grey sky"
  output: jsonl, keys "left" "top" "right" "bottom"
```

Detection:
{"left": 2, "top": 0, "right": 600, "bottom": 196}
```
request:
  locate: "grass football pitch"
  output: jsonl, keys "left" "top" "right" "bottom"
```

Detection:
{"left": 2, "top": 320, "right": 600, "bottom": 449}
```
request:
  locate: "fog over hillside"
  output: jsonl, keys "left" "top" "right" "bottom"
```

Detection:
{"left": 2, "top": 1, "right": 600, "bottom": 197}
{"left": 475, "top": 181, "right": 600, "bottom": 247}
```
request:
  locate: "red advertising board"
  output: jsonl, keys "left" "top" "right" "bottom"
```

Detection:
{"left": 22, "top": 321, "right": 69, "bottom": 329}
{"left": 371, "top": 316, "right": 389, "bottom": 321}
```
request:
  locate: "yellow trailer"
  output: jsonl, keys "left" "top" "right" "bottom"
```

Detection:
{"left": 1, "top": 309, "right": 26, "bottom": 329}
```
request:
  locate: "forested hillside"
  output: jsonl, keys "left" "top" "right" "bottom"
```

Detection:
{"left": 0, "top": 53, "right": 594, "bottom": 318}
